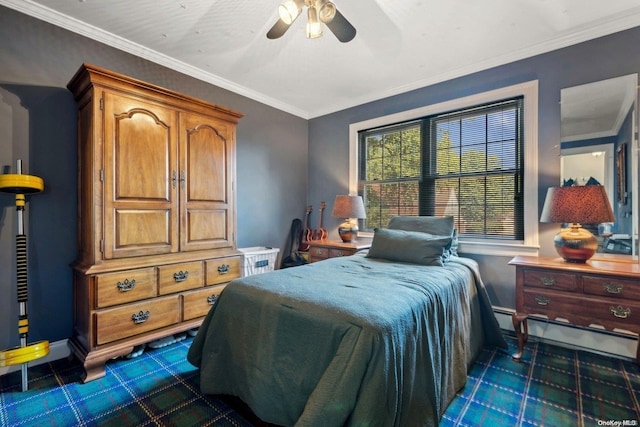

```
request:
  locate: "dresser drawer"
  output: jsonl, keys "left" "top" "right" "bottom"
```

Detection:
{"left": 95, "top": 295, "right": 181, "bottom": 345}
{"left": 583, "top": 275, "right": 640, "bottom": 301}
{"left": 522, "top": 269, "right": 578, "bottom": 291}
{"left": 522, "top": 288, "right": 574, "bottom": 315}
{"left": 206, "top": 256, "right": 241, "bottom": 285}
{"left": 158, "top": 261, "right": 203, "bottom": 295}
{"left": 329, "top": 248, "right": 351, "bottom": 258}
{"left": 182, "top": 284, "right": 226, "bottom": 321}
{"left": 579, "top": 298, "right": 640, "bottom": 332}
{"left": 95, "top": 268, "right": 157, "bottom": 308}
{"left": 523, "top": 288, "right": 640, "bottom": 332}
{"left": 309, "top": 246, "right": 329, "bottom": 260}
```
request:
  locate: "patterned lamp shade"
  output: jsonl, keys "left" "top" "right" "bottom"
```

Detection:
{"left": 540, "top": 185, "right": 615, "bottom": 263}
{"left": 540, "top": 185, "right": 615, "bottom": 224}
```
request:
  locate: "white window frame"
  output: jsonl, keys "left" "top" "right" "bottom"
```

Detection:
{"left": 349, "top": 81, "right": 540, "bottom": 257}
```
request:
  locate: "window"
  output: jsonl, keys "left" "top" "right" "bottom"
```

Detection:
{"left": 349, "top": 81, "right": 539, "bottom": 256}
{"left": 359, "top": 98, "right": 524, "bottom": 240}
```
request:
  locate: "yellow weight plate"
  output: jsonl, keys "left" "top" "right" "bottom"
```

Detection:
{"left": 0, "top": 341, "right": 49, "bottom": 366}
{"left": 0, "top": 174, "right": 44, "bottom": 194}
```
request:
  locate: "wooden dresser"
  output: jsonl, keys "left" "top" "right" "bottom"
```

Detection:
{"left": 307, "top": 239, "right": 372, "bottom": 263}
{"left": 67, "top": 64, "right": 243, "bottom": 382}
{"left": 509, "top": 255, "right": 640, "bottom": 365}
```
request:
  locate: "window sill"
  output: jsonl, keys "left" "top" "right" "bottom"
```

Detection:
{"left": 457, "top": 240, "right": 539, "bottom": 257}
{"left": 358, "top": 232, "right": 540, "bottom": 257}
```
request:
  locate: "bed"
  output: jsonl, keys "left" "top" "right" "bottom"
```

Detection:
{"left": 188, "top": 217, "right": 507, "bottom": 426}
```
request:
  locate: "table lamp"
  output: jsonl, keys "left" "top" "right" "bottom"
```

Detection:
{"left": 331, "top": 195, "right": 366, "bottom": 243}
{"left": 540, "top": 185, "right": 615, "bottom": 263}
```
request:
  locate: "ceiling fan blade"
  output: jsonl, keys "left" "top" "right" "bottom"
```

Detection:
{"left": 325, "top": 9, "right": 356, "bottom": 43}
{"left": 267, "top": 18, "right": 291, "bottom": 39}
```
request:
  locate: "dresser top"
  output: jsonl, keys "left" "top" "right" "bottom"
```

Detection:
{"left": 509, "top": 255, "right": 640, "bottom": 277}
{"left": 308, "top": 239, "right": 372, "bottom": 250}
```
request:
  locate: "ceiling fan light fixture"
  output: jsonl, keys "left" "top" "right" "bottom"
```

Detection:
{"left": 279, "top": 0, "right": 303, "bottom": 25}
{"left": 317, "top": 0, "right": 336, "bottom": 23}
{"left": 267, "top": 0, "right": 355, "bottom": 42}
{"left": 306, "top": 6, "right": 323, "bottom": 39}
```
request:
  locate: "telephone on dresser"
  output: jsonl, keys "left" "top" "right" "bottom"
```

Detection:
{"left": 603, "top": 234, "right": 632, "bottom": 255}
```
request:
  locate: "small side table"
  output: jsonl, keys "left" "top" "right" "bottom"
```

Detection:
{"left": 307, "top": 239, "right": 372, "bottom": 263}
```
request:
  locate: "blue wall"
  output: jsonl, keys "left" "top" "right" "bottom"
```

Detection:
{"left": 308, "top": 26, "right": 640, "bottom": 307}
{"left": 1, "top": 4, "right": 639, "bottom": 348}
{"left": 0, "top": 6, "right": 307, "bottom": 350}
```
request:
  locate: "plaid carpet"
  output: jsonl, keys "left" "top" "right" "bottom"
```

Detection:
{"left": 1, "top": 334, "right": 638, "bottom": 426}
{"left": 442, "top": 336, "right": 640, "bottom": 427}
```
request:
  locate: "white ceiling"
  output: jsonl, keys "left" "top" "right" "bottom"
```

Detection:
{"left": 561, "top": 74, "right": 637, "bottom": 142}
{"left": 3, "top": 0, "right": 640, "bottom": 119}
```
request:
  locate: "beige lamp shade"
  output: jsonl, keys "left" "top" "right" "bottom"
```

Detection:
{"left": 540, "top": 185, "right": 615, "bottom": 263}
{"left": 332, "top": 195, "right": 366, "bottom": 219}
{"left": 332, "top": 195, "right": 366, "bottom": 243}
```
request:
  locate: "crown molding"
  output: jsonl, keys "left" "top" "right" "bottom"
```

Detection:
{"left": 0, "top": 0, "right": 310, "bottom": 118}
{"left": 3, "top": 0, "right": 640, "bottom": 119}
{"left": 308, "top": 8, "right": 640, "bottom": 118}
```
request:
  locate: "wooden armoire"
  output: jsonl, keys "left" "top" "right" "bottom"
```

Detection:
{"left": 67, "top": 64, "right": 243, "bottom": 382}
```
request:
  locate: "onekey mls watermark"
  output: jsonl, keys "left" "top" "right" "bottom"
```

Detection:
{"left": 597, "top": 421, "right": 638, "bottom": 426}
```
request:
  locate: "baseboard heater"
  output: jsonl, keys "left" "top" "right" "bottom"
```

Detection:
{"left": 493, "top": 306, "right": 637, "bottom": 362}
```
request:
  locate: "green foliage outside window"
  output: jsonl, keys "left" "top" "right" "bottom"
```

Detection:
{"left": 359, "top": 98, "right": 523, "bottom": 239}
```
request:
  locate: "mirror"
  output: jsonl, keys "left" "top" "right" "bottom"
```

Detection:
{"left": 560, "top": 73, "right": 638, "bottom": 257}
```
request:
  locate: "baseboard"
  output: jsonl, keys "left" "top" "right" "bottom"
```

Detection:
{"left": 493, "top": 306, "right": 638, "bottom": 361}
{"left": 0, "top": 339, "right": 71, "bottom": 377}
{"left": 1, "top": 311, "right": 636, "bottom": 377}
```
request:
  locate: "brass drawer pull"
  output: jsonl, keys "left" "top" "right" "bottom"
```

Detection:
{"left": 207, "top": 295, "right": 219, "bottom": 305}
{"left": 132, "top": 310, "right": 150, "bottom": 324}
{"left": 335, "top": 250, "right": 344, "bottom": 257}
{"left": 217, "top": 264, "right": 230, "bottom": 274}
{"left": 535, "top": 295, "right": 551, "bottom": 306}
{"left": 603, "top": 283, "right": 623, "bottom": 294}
{"left": 539, "top": 277, "right": 555, "bottom": 286}
{"left": 173, "top": 270, "right": 189, "bottom": 282}
{"left": 117, "top": 278, "right": 136, "bottom": 292}
{"left": 610, "top": 306, "right": 631, "bottom": 319}
{"left": 316, "top": 249, "right": 324, "bottom": 255}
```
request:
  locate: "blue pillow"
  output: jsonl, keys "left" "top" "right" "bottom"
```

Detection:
{"left": 366, "top": 228, "right": 452, "bottom": 266}
{"left": 387, "top": 215, "right": 458, "bottom": 256}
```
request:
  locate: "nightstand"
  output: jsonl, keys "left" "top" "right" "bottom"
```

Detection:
{"left": 307, "top": 239, "right": 372, "bottom": 263}
{"left": 509, "top": 255, "right": 640, "bottom": 365}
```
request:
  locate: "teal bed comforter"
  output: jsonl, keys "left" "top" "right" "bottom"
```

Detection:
{"left": 188, "top": 254, "right": 506, "bottom": 426}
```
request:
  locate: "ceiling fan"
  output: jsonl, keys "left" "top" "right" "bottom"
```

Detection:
{"left": 267, "top": 0, "right": 356, "bottom": 43}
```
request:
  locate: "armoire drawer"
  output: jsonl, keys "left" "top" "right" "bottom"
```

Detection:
{"left": 95, "top": 295, "right": 181, "bottom": 345}
{"left": 95, "top": 267, "right": 157, "bottom": 308}
{"left": 182, "top": 284, "right": 226, "bottom": 320}
{"left": 158, "top": 261, "right": 204, "bottom": 295}
{"left": 206, "top": 256, "right": 241, "bottom": 285}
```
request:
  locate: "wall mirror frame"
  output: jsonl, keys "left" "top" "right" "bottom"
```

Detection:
{"left": 560, "top": 73, "right": 638, "bottom": 259}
